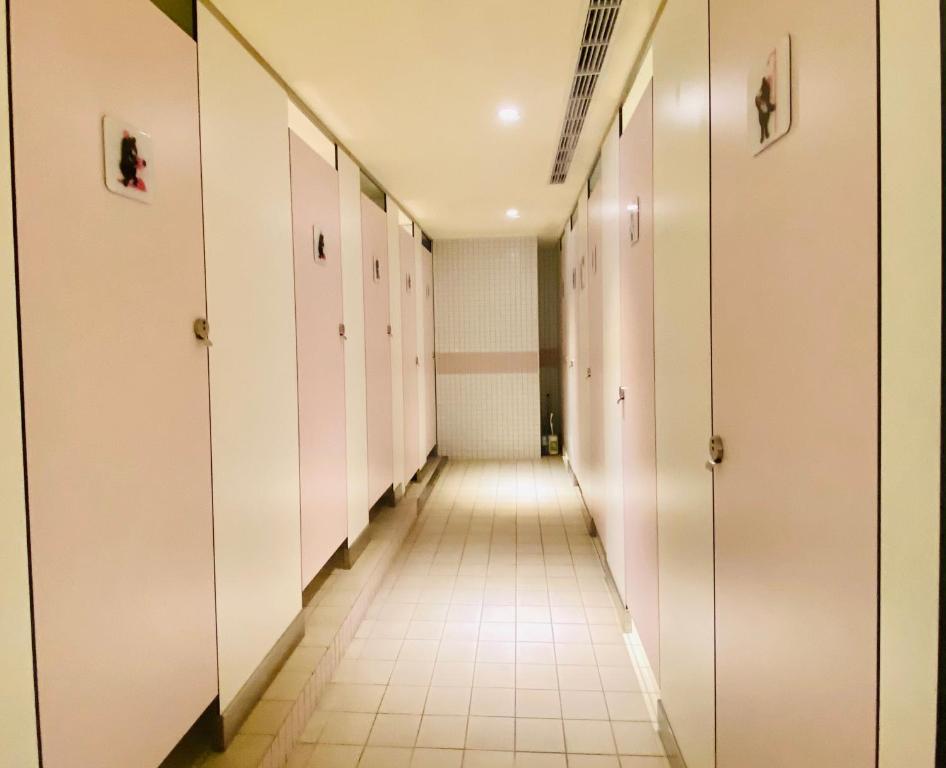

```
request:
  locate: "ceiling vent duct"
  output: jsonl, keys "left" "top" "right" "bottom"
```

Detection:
{"left": 549, "top": 0, "right": 622, "bottom": 184}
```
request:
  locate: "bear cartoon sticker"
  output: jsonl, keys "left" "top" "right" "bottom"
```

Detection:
{"left": 747, "top": 36, "right": 792, "bottom": 156}
{"left": 103, "top": 116, "right": 153, "bottom": 203}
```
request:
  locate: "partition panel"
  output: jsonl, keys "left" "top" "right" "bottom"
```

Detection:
{"left": 400, "top": 229, "right": 420, "bottom": 478}
{"left": 198, "top": 4, "right": 301, "bottom": 710}
{"left": 877, "top": 1, "right": 942, "bottom": 764}
{"left": 415, "top": 239, "right": 428, "bottom": 463}
{"left": 652, "top": 0, "right": 716, "bottom": 762}
{"left": 338, "top": 150, "right": 370, "bottom": 542}
{"left": 587, "top": 179, "right": 606, "bottom": 543}
{"left": 362, "top": 196, "right": 393, "bottom": 504}
{"left": 422, "top": 246, "right": 437, "bottom": 455}
{"left": 562, "top": 226, "right": 579, "bottom": 472}
{"left": 574, "top": 196, "right": 590, "bottom": 484}
{"left": 0, "top": 0, "right": 38, "bottom": 762}
{"left": 710, "top": 1, "right": 878, "bottom": 764}
{"left": 618, "top": 82, "right": 659, "bottom": 678}
{"left": 290, "top": 131, "right": 348, "bottom": 587}
{"left": 386, "top": 207, "right": 405, "bottom": 489}
{"left": 598, "top": 118, "right": 626, "bottom": 603}
{"left": 10, "top": 1, "right": 216, "bottom": 765}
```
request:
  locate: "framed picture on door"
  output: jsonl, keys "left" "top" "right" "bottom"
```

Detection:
{"left": 747, "top": 35, "right": 792, "bottom": 156}
{"left": 103, "top": 116, "right": 153, "bottom": 203}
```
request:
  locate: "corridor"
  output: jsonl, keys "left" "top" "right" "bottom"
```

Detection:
{"left": 290, "top": 460, "right": 665, "bottom": 768}
{"left": 1, "top": 1, "right": 941, "bottom": 768}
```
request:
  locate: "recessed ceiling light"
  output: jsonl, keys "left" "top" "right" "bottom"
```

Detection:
{"left": 498, "top": 106, "right": 521, "bottom": 124}
{"left": 506, "top": 208, "right": 520, "bottom": 220}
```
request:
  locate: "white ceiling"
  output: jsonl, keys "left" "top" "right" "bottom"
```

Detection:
{"left": 208, "top": 0, "right": 659, "bottom": 240}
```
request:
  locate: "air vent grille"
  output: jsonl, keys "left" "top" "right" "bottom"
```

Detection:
{"left": 549, "top": 0, "right": 622, "bottom": 184}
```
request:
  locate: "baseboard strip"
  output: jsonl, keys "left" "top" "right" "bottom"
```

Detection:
{"left": 657, "top": 699, "right": 688, "bottom": 768}
{"left": 215, "top": 612, "right": 305, "bottom": 749}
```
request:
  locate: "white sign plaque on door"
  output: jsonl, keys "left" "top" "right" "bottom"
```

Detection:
{"left": 103, "top": 116, "right": 153, "bottom": 203}
{"left": 748, "top": 35, "right": 792, "bottom": 156}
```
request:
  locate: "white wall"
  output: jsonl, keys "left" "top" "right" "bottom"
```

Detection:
{"left": 878, "top": 1, "right": 941, "bottom": 764}
{"left": 434, "top": 237, "right": 540, "bottom": 459}
{"left": 599, "top": 117, "right": 626, "bottom": 602}
{"left": 338, "top": 148, "right": 370, "bottom": 542}
{"left": 387, "top": 202, "right": 406, "bottom": 492}
{"left": 0, "top": 0, "right": 39, "bottom": 758}
{"left": 651, "top": 1, "right": 715, "bottom": 765}
{"left": 198, "top": 5, "right": 302, "bottom": 709}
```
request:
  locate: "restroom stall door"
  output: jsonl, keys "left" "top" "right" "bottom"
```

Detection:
{"left": 422, "top": 245, "right": 437, "bottom": 455}
{"left": 400, "top": 229, "right": 420, "bottom": 478}
{"left": 10, "top": 2, "right": 217, "bottom": 766}
{"left": 619, "top": 82, "right": 659, "bottom": 677}
{"left": 362, "top": 196, "right": 394, "bottom": 505}
{"left": 587, "top": 180, "right": 606, "bottom": 540}
{"left": 710, "top": 3, "right": 878, "bottom": 766}
{"left": 289, "top": 131, "right": 348, "bottom": 587}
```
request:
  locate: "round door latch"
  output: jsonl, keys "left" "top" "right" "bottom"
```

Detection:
{"left": 193, "top": 317, "right": 212, "bottom": 347}
{"left": 705, "top": 435, "right": 724, "bottom": 470}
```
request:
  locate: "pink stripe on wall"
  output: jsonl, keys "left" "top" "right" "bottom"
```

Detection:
{"left": 437, "top": 351, "right": 539, "bottom": 375}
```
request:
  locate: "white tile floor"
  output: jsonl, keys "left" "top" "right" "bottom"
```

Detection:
{"left": 292, "top": 459, "right": 668, "bottom": 768}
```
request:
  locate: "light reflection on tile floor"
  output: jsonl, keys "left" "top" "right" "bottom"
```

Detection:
{"left": 290, "top": 458, "right": 668, "bottom": 768}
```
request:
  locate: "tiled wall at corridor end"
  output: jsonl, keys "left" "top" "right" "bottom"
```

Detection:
{"left": 433, "top": 237, "right": 540, "bottom": 459}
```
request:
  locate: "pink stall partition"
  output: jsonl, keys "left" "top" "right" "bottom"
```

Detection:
{"left": 619, "top": 82, "right": 660, "bottom": 679}
{"left": 361, "top": 196, "right": 394, "bottom": 505}
{"left": 422, "top": 246, "right": 437, "bottom": 455}
{"left": 289, "top": 132, "right": 348, "bottom": 588}
{"left": 400, "top": 229, "right": 420, "bottom": 478}
{"left": 710, "top": 2, "right": 878, "bottom": 765}
{"left": 10, "top": 1, "right": 217, "bottom": 766}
